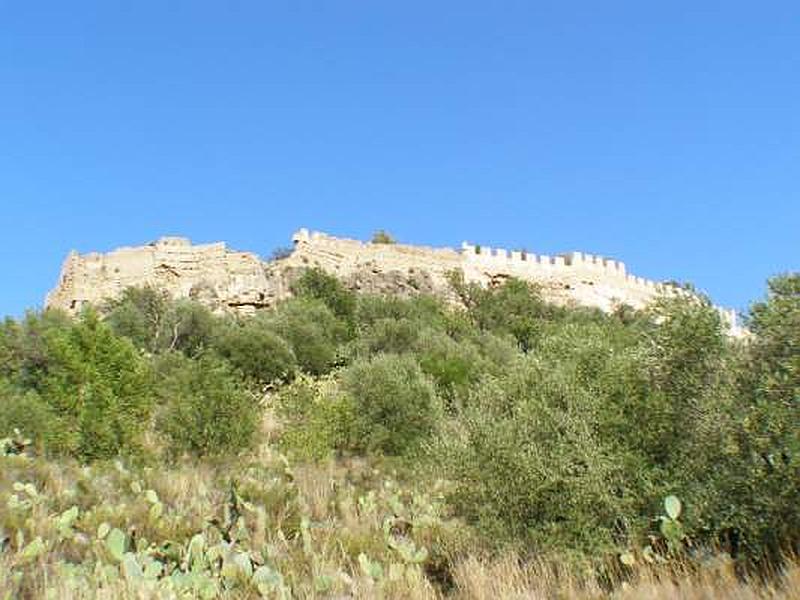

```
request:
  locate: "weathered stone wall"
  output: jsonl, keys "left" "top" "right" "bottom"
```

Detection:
{"left": 287, "top": 229, "right": 675, "bottom": 311}
{"left": 45, "top": 229, "right": 742, "bottom": 334}
{"left": 46, "top": 237, "right": 275, "bottom": 315}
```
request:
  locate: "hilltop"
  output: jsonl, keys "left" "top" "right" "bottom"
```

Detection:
{"left": 46, "top": 228, "right": 742, "bottom": 334}
{"left": 1, "top": 239, "right": 797, "bottom": 597}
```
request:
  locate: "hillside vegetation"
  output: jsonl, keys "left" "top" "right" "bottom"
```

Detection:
{"left": 0, "top": 269, "right": 798, "bottom": 598}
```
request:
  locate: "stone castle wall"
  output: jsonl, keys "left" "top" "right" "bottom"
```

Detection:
{"left": 46, "top": 237, "right": 273, "bottom": 314}
{"left": 45, "top": 228, "right": 741, "bottom": 334}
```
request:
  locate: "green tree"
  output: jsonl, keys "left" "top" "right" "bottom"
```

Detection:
{"left": 27, "top": 311, "right": 154, "bottom": 459}
{"left": 341, "top": 354, "right": 441, "bottom": 455}
{"left": 451, "top": 274, "right": 551, "bottom": 352}
{"left": 436, "top": 359, "right": 626, "bottom": 555}
{"left": 156, "top": 353, "right": 260, "bottom": 457}
{"left": 711, "top": 274, "right": 800, "bottom": 559}
{"left": 215, "top": 318, "right": 296, "bottom": 383}
{"left": 291, "top": 267, "right": 357, "bottom": 326}
{"left": 267, "top": 298, "right": 348, "bottom": 375}
{"left": 105, "top": 287, "right": 218, "bottom": 355}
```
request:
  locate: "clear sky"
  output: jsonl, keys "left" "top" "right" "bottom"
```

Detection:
{"left": 1, "top": 2, "right": 798, "bottom": 318}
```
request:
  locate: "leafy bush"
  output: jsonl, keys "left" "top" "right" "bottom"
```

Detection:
{"left": 0, "top": 382, "right": 59, "bottom": 453}
{"left": 276, "top": 374, "right": 357, "bottom": 459}
{"left": 156, "top": 353, "right": 260, "bottom": 457}
{"left": 1, "top": 266, "right": 799, "bottom": 570}
{"left": 19, "top": 311, "right": 155, "bottom": 460}
{"left": 291, "top": 267, "right": 357, "bottom": 325}
{"left": 435, "top": 359, "right": 627, "bottom": 555}
{"left": 351, "top": 317, "right": 421, "bottom": 357}
{"left": 451, "top": 274, "right": 552, "bottom": 352}
{"left": 267, "top": 299, "right": 348, "bottom": 375}
{"left": 703, "top": 274, "right": 800, "bottom": 561}
{"left": 413, "top": 328, "right": 486, "bottom": 401}
{"left": 340, "top": 354, "right": 441, "bottom": 455}
{"left": 371, "top": 230, "right": 397, "bottom": 244}
{"left": 215, "top": 319, "right": 296, "bottom": 383}
{"left": 105, "top": 287, "right": 218, "bottom": 355}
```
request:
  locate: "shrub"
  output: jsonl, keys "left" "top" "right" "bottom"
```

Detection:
{"left": 0, "top": 310, "right": 73, "bottom": 388}
{"left": 105, "top": 287, "right": 218, "bottom": 355}
{"left": 341, "top": 354, "right": 441, "bottom": 455}
{"left": 351, "top": 318, "right": 421, "bottom": 357}
{"left": 0, "top": 382, "right": 63, "bottom": 454}
{"left": 267, "top": 299, "right": 348, "bottom": 375}
{"left": 355, "top": 294, "right": 448, "bottom": 330}
{"left": 451, "top": 275, "right": 551, "bottom": 352}
{"left": 413, "top": 328, "right": 486, "bottom": 401}
{"left": 26, "top": 311, "right": 155, "bottom": 460}
{"left": 156, "top": 353, "right": 260, "bottom": 457}
{"left": 276, "top": 374, "right": 357, "bottom": 460}
{"left": 291, "top": 267, "right": 356, "bottom": 325}
{"left": 435, "top": 359, "right": 626, "bottom": 555}
{"left": 705, "top": 274, "right": 800, "bottom": 561}
{"left": 103, "top": 286, "right": 173, "bottom": 353}
{"left": 371, "top": 230, "right": 396, "bottom": 244}
{"left": 215, "top": 319, "right": 296, "bottom": 383}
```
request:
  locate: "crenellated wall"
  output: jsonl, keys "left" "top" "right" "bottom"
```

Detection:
{"left": 287, "top": 229, "right": 740, "bottom": 334}
{"left": 46, "top": 228, "right": 742, "bottom": 335}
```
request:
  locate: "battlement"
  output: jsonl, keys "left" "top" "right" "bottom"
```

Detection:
{"left": 289, "top": 228, "right": 737, "bottom": 333}
{"left": 458, "top": 239, "right": 683, "bottom": 296}
{"left": 46, "top": 228, "right": 741, "bottom": 335}
{"left": 461, "top": 242, "right": 629, "bottom": 275}
{"left": 155, "top": 236, "right": 192, "bottom": 247}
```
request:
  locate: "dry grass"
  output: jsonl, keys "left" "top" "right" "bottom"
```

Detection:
{"left": 2, "top": 454, "right": 798, "bottom": 599}
{"left": 448, "top": 555, "right": 800, "bottom": 600}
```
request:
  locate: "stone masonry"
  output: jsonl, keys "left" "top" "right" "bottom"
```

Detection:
{"left": 46, "top": 229, "right": 742, "bottom": 334}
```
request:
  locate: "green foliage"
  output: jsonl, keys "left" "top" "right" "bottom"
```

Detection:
{"left": 0, "top": 269, "right": 798, "bottom": 572}
{"left": 341, "top": 354, "right": 442, "bottom": 455}
{"left": 276, "top": 374, "right": 357, "bottom": 459}
{"left": 0, "top": 382, "right": 56, "bottom": 453}
{"left": 104, "top": 287, "right": 218, "bottom": 356}
{"left": 267, "top": 298, "right": 348, "bottom": 375}
{"left": 450, "top": 273, "right": 552, "bottom": 352}
{"left": 156, "top": 353, "right": 259, "bottom": 457}
{"left": 435, "top": 359, "right": 626, "bottom": 555}
{"left": 371, "top": 229, "right": 397, "bottom": 244}
{"left": 703, "top": 274, "right": 800, "bottom": 561}
{"left": 291, "top": 267, "right": 357, "bottom": 325}
{"left": 352, "top": 317, "right": 421, "bottom": 356}
{"left": 0, "top": 311, "right": 154, "bottom": 460}
{"left": 748, "top": 273, "right": 800, "bottom": 402}
{"left": 413, "top": 328, "right": 486, "bottom": 401}
{"left": 214, "top": 318, "right": 296, "bottom": 383}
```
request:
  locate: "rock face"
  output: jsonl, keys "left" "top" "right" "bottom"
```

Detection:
{"left": 46, "top": 228, "right": 742, "bottom": 334}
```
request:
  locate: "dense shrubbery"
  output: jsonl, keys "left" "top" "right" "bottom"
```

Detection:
{"left": 155, "top": 352, "right": 260, "bottom": 457}
{"left": 341, "top": 354, "right": 442, "bottom": 455}
{"left": 1, "top": 266, "right": 798, "bottom": 583}
{"left": 0, "top": 311, "right": 153, "bottom": 460}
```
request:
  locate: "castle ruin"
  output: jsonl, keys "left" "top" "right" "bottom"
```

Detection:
{"left": 46, "top": 228, "right": 742, "bottom": 335}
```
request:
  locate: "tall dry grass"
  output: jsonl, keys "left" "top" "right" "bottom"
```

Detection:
{"left": 449, "top": 554, "right": 800, "bottom": 600}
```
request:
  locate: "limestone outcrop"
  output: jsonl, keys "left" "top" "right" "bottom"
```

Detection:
{"left": 46, "top": 229, "right": 742, "bottom": 334}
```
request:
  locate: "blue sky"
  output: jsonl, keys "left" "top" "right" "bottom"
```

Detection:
{"left": 1, "top": 2, "right": 798, "bottom": 318}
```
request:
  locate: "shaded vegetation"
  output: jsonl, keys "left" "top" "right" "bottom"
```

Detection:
{"left": 1, "top": 266, "right": 798, "bottom": 597}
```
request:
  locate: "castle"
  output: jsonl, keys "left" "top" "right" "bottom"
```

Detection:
{"left": 46, "top": 229, "right": 742, "bottom": 335}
